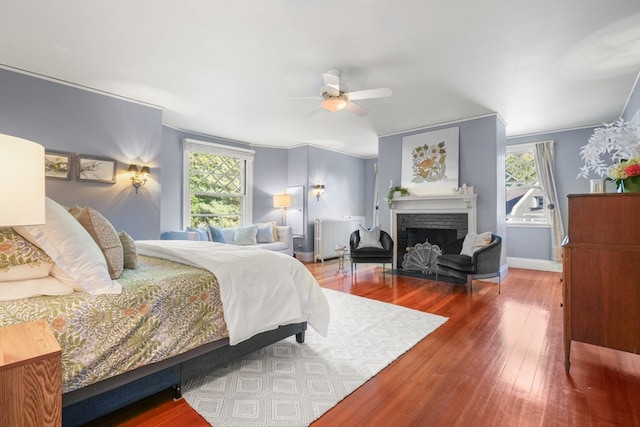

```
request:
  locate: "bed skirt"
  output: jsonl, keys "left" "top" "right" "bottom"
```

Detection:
{"left": 62, "top": 322, "right": 307, "bottom": 427}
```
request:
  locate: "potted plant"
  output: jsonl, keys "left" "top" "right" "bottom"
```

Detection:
{"left": 578, "top": 117, "right": 640, "bottom": 192}
{"left": 387, "top": 185, "right": 410, "bottom": 207}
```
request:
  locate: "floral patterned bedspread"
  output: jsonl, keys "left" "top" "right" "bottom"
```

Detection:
{"left": 0, "top": 256, "right": 228, "bottom": 393}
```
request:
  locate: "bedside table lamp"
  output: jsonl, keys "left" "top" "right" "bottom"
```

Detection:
{"left": 0, "top": 134, "right": 46, "bottom": 227}
{"left": 273, "top": 194, "right": 292, "bottom": 226}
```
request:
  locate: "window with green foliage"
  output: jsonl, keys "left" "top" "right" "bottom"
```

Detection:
{"left": 183, "top": 139, "right": 254, "bottom": 229}
{"left": 505, "top": 143, "right": 550, "bottom": 226}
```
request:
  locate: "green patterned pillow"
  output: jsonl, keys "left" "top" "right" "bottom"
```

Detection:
{"left": 0, "top": 228, "right": 53, "bottom": 281}
{"left": 69, "top": 206, "right": 124, "bottom": 279}
{"left": 118, "top": 231, "right": 138, "bottom": 270}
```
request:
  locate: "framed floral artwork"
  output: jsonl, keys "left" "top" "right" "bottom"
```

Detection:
{"left": 401, "top": 127, "right": 459, "bottom": 195}
{"left": 44, "top": 150, "right": 73, "bottom": 180}
{"left": 76, "top": 155, "right": 117, "bottom": 183}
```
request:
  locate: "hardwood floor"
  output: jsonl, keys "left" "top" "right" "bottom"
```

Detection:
{"left": 84, "top": 262, "right": 640, "bottom": 426}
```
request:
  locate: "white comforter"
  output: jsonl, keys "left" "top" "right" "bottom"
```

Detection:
{"left": 136, "top": 240, "right": 330, "bottom": 345}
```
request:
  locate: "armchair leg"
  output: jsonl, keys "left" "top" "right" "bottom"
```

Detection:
{"left": 465, "top": 277, "right": 473, "bottom": 297}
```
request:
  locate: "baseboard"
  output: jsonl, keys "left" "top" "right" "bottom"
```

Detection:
{"left": 294, "top": 252, "right": 314, "bottom": 263}
{"left": 507, "top": 257, "right": 562, "bottom": 272}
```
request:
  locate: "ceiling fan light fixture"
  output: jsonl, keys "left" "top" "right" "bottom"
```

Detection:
{"left": 321, "top": 97, "right": 348, "bottom": 112}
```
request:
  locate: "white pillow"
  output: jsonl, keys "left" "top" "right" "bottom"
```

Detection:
{"left": 14, "top": 197, "right": 121, "bottom": 295}
{"left": 256, "top": 223, "right": 275, "bottom": 243}
{"left": 357, "top": 225, "right": 384, "bottom": 249}
{"left": 233, "top": 225, "right": 258, "bottom": 245}
{"left": 460, "top": 232, "right": 493, "bottom": 257}
{"left": 0, "top": 275, "right": 74, "bottom": 301}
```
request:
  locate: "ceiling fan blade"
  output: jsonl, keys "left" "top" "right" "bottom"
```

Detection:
{"left": 347, "top": 87, "right": 392, "bottom": 101}
{"left": 346, "top": 101, "right": 368, "bottom": 117}
{"left": 305, "top": 106, "right": 321, "bottom": 116}
{"left": 281, "top": 96, "right": 322, "bottom": 100}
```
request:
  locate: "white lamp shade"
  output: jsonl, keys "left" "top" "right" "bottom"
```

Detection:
{"left": 273, "top": 194, "right": 292, "bottom": 208}
{"left": 0, "top": 134, "right": 46, "bottom": 226}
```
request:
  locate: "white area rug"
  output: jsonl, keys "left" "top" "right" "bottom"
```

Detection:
{"left": 183, "top": 288, "right": 448, "bottom": 427}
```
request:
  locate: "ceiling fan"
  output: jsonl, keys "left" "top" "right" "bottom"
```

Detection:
{"left": 311, "top": 69, "right": 392, "bottom": 116}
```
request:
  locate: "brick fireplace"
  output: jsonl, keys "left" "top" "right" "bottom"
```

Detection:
{"left": 390, "top": 194, "right": 477, "bottom": 269}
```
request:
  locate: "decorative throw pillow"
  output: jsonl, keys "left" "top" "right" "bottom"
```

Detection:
{"left": 14, "top": 197, "right": 121, "bottom": 295}
{"left": 256, "top": 223, "right": 275, "bottom": 243}
{"left": 0, "top": 276, "right": 74, "bottom": 301}
{"left": 357, "top": 225, "right": 384, "bottom": 249}
{"left": 0, "top": 228, "right": 54, "bottom": 282}
{"left": 118, "top": 231, "right": 138, "bottom": 270}
{"left": 233, "top": 225, "right": 258, "bottom": 245}
{"left": 220, "top": 228, "right": 236, "bottom": 243}
{"left": 186, "top": 226, "right": 210, "bottom": 242}
{"left": 460, "top": 232, "right": 493, "bottom": 257}
{"left": 69, "top": 206, "right": 124, "bottom": 279}
{"left": 207, "top": 225, "right": 226, "bottom": 243}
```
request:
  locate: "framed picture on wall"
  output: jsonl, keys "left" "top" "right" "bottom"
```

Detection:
{"left": 76, "top": 155, "right": 117, "bottom": 183}
{"left": 401, "top": 127, "right": 459, "bottom": 195}
{"left": 44, "top": 150, "right": 73, "bottom": 180}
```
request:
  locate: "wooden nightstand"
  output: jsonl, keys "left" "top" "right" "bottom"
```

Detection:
{"left": 0, "top": 320, "right": 62, "bottom": 427}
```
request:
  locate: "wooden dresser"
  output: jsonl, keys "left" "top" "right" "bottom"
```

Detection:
{"left": 562, "top": 193, "right": 640, "bottom": 373}
{"left": 0, "top": 320, "right": 62, "bottom": 426}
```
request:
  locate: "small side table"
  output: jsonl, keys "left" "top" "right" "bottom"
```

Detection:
{"left": 335, "top": 247, "right": 348, "bottom": 277}
{"left": 0, "top": 320, "right": 62, "bottom": 426}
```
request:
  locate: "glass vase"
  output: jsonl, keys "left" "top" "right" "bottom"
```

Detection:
{"left": 622, "top": 176, "right": 640, "bottom": 193}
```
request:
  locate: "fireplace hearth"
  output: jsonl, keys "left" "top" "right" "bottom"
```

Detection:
{"left": 390, "top": 194, "right": 477, "bottom": 269}
{"left": 405, "top": 227, "right": 458, "bottom": 252}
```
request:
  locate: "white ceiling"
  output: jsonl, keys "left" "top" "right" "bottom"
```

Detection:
{"left": 1, "top": 1, "right": 639, "bottom": 158}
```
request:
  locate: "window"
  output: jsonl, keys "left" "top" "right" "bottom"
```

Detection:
{"left": 183, "top": 139, "right": 254, "bottom": 228}
{"left": 505, "top": 142, "right": 551, "bottom": 226}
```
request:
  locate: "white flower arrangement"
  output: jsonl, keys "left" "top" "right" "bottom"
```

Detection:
{"left": 577, "top": 117, "right": 640, "bottom": 179}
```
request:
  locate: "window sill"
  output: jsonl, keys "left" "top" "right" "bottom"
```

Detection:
{"left": 506, "top": 222, "right": 551, "bottom": 229}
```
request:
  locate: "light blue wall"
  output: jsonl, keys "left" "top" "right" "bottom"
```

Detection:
{"left": 377, "top": 115, "right": 507, "bottom": 250}
{"left": 4, "top": 64, "right": 636, "bottom": 259}
{"left": 160, "top": 126, "right": 286, "bottom": 231}
{"left": 507, "top": 127, "right": 598, "bottom": 260}
{"left": 291, "top": 146, "right": 367, "bottom": 253}
{"left": 0, "top": 68, "right": 162, "bottom": 240}
{"left": 505, "top": 70, "right": 638, "bottom": 261}
{"left": 363, "top": 158, "right": 378, "bottom": 227}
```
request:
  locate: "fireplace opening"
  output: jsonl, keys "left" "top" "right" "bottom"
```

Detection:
{"left": 405, "top": 227, "right": 458, "bottom": 253}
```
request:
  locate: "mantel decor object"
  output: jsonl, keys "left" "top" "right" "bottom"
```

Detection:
{"left": 387, "top": 185, "right": 410, "bottom": 207}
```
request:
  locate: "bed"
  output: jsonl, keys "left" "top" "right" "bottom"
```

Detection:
{"left": 0, "top": 198, "right": 330, "bottom": 426}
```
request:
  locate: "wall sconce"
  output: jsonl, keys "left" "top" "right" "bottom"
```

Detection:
{"left": 313, "top": 184, "right": 325, "bottom": 201}
{"left": 273, "top": 194, "right": 292, "bottom": 225}
{"left": 128, "top": 164, "right": 150, "bottom": 193}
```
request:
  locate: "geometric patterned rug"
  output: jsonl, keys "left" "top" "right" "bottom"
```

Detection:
{"left": 182, "top": 288, "right": 448, "bottom": 427}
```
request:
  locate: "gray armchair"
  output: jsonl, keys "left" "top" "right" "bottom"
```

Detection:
{"left": 435, "top": 234, "right": 502, "bottom": 295}
{"left": 349, "top": 229, "right": 394, "bottom": 274}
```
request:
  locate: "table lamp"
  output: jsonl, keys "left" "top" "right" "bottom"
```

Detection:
{"left": 0, "top": 134, "right": 46, "bottom": 227}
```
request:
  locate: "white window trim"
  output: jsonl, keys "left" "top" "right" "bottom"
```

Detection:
{"left": 505, "top": 141, "right": 553, "bottom": 228}
{"left": 183, "top": 139, "right": 254, "bottom": 229}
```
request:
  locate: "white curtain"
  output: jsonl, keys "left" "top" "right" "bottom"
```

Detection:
{"left": 534, "top": 141, "right": 565, "bottom": 261}
{"left": 372, "top": 162, "right": 380, "bottom": 227}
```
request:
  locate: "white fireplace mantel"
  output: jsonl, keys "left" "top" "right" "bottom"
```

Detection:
{"left": 390, "top": 194, "right": 478, "bottom": 266}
